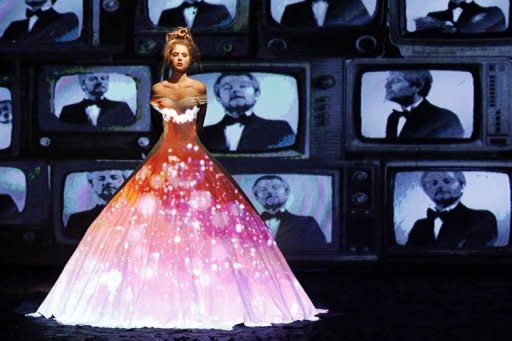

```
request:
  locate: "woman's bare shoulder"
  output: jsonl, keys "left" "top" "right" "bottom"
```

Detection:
{"left": 189, "top": 78, "right": 206, "bottom": 95}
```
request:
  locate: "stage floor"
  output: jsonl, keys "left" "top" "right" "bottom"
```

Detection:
{"left": 2, "top": 263, "right": 512, "bottom": 340}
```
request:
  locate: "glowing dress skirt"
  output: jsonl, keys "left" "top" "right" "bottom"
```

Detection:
{"left": 29, "top": 96, "right": 325, "bottom": 329}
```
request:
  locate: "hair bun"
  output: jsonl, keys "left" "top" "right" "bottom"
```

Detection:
{"left": 166, "top": 27, "right": 192, "bottom": 43}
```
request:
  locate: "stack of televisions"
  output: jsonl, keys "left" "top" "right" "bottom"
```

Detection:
{"left": 0, "top": 0, "right": 511, "bottom": 265}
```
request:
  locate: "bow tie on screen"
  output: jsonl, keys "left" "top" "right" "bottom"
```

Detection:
{"left": 448, "top": 2, "right": 468, "bottom": 10}
{"left": 183, "top": 0, "right": 202, "bottom": 7}
{"left": 391, "top": 109, "right": 412, "bottom": 119}
{"left": 223, "top": 114, "right": 251, "bottom": 126}
{"left": 83, "top": 99, "right": 106, "bottom": 106}
{"left": 26, "top": 8, "right": 43, "bottom": 18}
{"left": 261, "top": 211, "right": 285, "bottom": 220}
{"left": 426, "top": 208, "right": 449, "bottom": 221}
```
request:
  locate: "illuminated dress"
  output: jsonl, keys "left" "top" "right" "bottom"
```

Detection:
{"left": 29, "top": 96, "right": 325, "bottom": 329}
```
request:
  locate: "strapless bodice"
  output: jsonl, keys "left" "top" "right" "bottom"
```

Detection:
{"left": 150, "top": 95, "right": 207, "bottom": 148}
{"left": 150, "top": 95, "right": 207, "bottom": 125}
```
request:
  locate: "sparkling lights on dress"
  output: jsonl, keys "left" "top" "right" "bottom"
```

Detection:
{"left": 29, "top": 95, "right": 326, "bottom": 329}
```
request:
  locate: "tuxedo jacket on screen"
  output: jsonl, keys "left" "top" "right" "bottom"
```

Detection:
{"left": 406, "top": 203, "right": 498, "bottom": 249}
{"left": 0, "top": 194, "right": 20, "bottom": 217}
{"left": 280, "top": 0, "right": 371, "bottom": 27}
{"left": 200, "top": 113, "right": 295, "bottom": 152}
{"left": 271, "top": 210, "right": 328, "bottom": 253}
{"left": 157, "top": 2, "right": 233, "bottom": 29}
{"left": 1, "top": 8, "right": 79, "bottom": 42}
{"left": 385, "top": 99, "right": 464, "bottom": 140}
{"left": 64, "top": 204, "right": 105, "bottom": 239}
{"left": 59, "top": 99, "right": 135, "bottom": 128}
{"left": 426, "top": 2, "right": 506, "bottom": 33}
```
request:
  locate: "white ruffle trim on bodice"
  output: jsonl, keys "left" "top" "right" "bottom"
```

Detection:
{"left": 159, "top": 106, "right": 199, "bottom": 124}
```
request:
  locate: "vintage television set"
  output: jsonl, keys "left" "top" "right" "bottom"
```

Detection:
{"left": 0, "top": 161, "right": 50, "bottom": 247}
{"left": 384, "top": 161, "right": 512, "bottom": 259}
{"left": 0, "top": 0, "right": 129, "bottom": 57}
{"left": 134, "top": 0, "right": 250, "bottom": 57}
{"left": 257, "top": 0, "right": 388, "bottom": 58}
{"left": 389, "top": 0, "right": 512, "bottom": 56}
{"left": 345, "top": 57, "right": 512, "bottom": 157}
{"left": 220, "top": 158, "right": 381, "bottom": 261}
{"left": 186, "top": 59, "right": 343, "bottom": 159}
{"left": 33, "top": 64, "right": 154, "bottom": 158}
{"left": 0, "top": 67, "right": 22, "bottom": 158}
{"left": 51, "top": 159, "right": 140, "bottom": 246}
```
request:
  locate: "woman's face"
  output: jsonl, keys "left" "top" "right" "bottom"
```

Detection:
{"left": 170, "top": 44, "right": 191, "bottom": 73}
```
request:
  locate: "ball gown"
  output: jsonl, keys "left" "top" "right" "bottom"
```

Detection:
{"left": 28, "top": 95, "right": 326, "bottom": 329}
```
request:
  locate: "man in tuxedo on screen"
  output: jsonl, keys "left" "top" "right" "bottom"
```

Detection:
{"left": 252, "top": 175, "right": 328, "bottom": 253}
{"left": 415, "top": 0, "right": 506, "bottom": 34}
{"left": 157, "top": 0, "right": 234, "bottom": 29}
{"left": 406, "top": 171, "right": 498, "bottom": 249}
{"left": 279, "top": 0, "right": 372, "bottom": 27}
{"left": 384, "top": 70, "right": 464, "bottom": 140}
{"left": 64, "top": 170, "right": 127, "bottom": 239}
{"left": 59, "top": 73, "right": 136, "bottom": 128}
{"left": 1, "top": 0, "right": 79, "bottom": 43}
{"left": 200, "top": 72, "right": 296, "bottom": 152}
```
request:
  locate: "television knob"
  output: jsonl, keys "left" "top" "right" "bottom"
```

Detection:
{"left": 137, "top": 137, "right": 150, "bottom": 147}
{"left": 352, "top": 170, "right": 368, "bottom": 182}
{"left": 267, "top": 38, "right": 288, "bottom": 53}
{"left": 355, "top": 35, "right": 377, "bottom": 54}
{"left": 39, "top": 137, "right": 51, "bottom": 147}
{"left": 102, "top": 0, "right": 120, "bottom": 12}
{"left": 352, "top": 192, "right": 368, "bottom": 207}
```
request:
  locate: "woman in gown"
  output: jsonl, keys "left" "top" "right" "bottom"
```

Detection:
{"left": 28, "top": 27, "right": 326, "bottom": 329}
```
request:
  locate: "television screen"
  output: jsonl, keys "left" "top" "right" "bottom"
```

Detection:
{"left": 53, "top": 161, "right": 138, "bottom": 244}
{"left": 386, "top": 161, "right": 512, "bottom": 255}
{"left": 34, "top": 65, "right": 153, "bottom": 157}
{"left": 147, "top": 0, "right": 237, "bottom": 30}
{"left": 360, "top": 69, "right": 474, "bottom": 140}
{"left": 0, "top": 166, "right": 26, "bottom": 218}
{"left": 135, "top": 0, "right": 250, "bottom": 57}
{"left": 194, "top": 71, "right": 299, "bottom": 153}
{"left": 0, "top": 161, "right": 50, "bottom": 245}
{"left": 389, "top": 0, "right": 512, "bottom": 56}
{"left": 0, "top": 0, "right": 83, "bottom": 43}
{"left": 406, "top": 0, "right": 509, "bottom": 35}
{"left": 0, "top": 86, "right": 12, "bottom": 151}
{"left": 269, "top": 0, "right": 378, "bottom": 28}
{"left": 233, "top": 172, "right": 333, "bottom": 255}
{"left": 345, "top": 58, "right": 512, "bottom": 155}
{"left": 189, "top": 62, "right": 311, "bottom": 158}
{"left": 259, "top": 0, "right": 386, "bottom": 57}
{"left": 0, "top": 71, "right": 21, "bottom": 157}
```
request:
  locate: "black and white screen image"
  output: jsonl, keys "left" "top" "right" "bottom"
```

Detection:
{"left": 0, "top": 166, "right": 26, "bottom": 217}
{"left": 406, "top": 0, "right": 509, "bottom": 34}
{"left": 0, "top": 0, "right": 83, "bottom": 42}
{"left": 193, "top": 72, "right": 299, "bottom": 152}
{"left": 53, "top": 73, "right": 137, "bottom": 129}
{"left": 61, "top": 169, "right": 133, "bottom": 240}
{"left": 0, "top": 87, "right": 12, "bottom": 150}
{"left": 393, "top": 170, "right": 510, "bottom": 248}
{"left": 233, "top": 173, "right": 332, "bottom": 253}
{"left": 360, "top": 70, "right": 474, "bottom": 140}
{"left": 147, "top": 0, "right": 237, "bottom": 29}
{"left": 270, "top": 0, "right": 377, "bottom": 27}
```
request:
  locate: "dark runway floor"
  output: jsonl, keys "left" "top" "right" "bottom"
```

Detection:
{"left": 2, "top": 263, "right": 512, "bottom": 340}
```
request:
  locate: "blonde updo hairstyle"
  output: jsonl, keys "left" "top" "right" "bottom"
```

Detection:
{"left": 162, "top": 27, "right": 200, "bottom": 66}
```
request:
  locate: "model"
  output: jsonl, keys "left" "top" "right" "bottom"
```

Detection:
{"left": 27, "top": 27, "right": 326, "bottom": 329}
